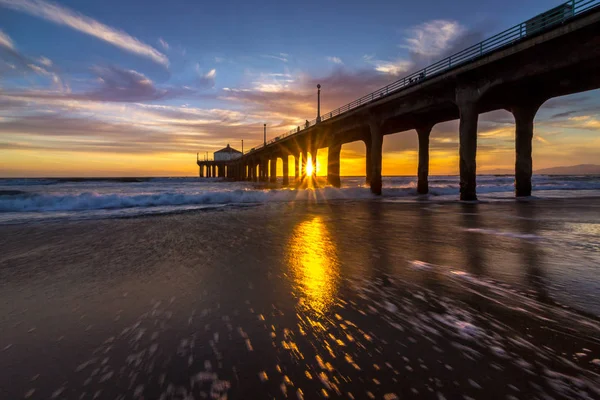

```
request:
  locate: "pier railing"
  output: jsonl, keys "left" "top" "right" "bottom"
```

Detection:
{"left": 243, "top": 0, "right": 599, "bottom": 156}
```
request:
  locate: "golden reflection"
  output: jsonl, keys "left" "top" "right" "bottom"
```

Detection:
{"left": 287, "top": 216, "right": 339, "bottom": 315}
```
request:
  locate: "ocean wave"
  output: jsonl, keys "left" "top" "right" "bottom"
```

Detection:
{"left": 0, "top": 187, "right": 380, "bottom": 212}
{"left": 2, "top": 176, "right": 600, "bottom": 213}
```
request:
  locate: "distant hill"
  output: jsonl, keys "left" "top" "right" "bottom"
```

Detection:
{"left": 535, "top": 164, "right": 600, "bottom": 175}
{"left": 478, "top": 164, "right": 600, "bottom": 175}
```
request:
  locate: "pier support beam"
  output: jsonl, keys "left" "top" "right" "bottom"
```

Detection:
{"left": 416, "top": 124, "right": 433, "bottom": 195}
{"left": 458, "top": 99, "right": 479, "bottom": 201}
{"left": 510, "top": 101, "right": 543, "bottom": 197}
{"left": 294, "top": 154, "right": 300, "bottom": 182}
{"left": 270, "top": 158, "right": 277, "bottom": 183}
{"left": 365, "top": 139, "right": 372, "bottom": 185}
{"left": 282, "top": 156, "right": 289, "bottom": 186}
{"left": 327, "top": 144, "right": 341, "bottom": 188}
{"left": 369, "top": 122, "right": 383, "bottom": 195}
{"left": 301, "top": 150, "right": 308, "bottom": 180}
{"left": 310, "top": 147, "right": 318, "bottom": 177}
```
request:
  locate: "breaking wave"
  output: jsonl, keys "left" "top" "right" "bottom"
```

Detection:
{"left": 0, "top": 187, "right": 379, "bottom": 212}
{"left": 1, "top": 175, "right": 600, "bottom": 215}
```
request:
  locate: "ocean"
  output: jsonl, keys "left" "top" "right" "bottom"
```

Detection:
{"left": 2, "top": 175, "right": 600, "bottom": 224}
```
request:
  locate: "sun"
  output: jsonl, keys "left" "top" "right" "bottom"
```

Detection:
{"left": 306, "top": 158, "right": 314, "bottom": 177}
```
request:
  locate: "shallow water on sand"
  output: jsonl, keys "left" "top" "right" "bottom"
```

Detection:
{"left": 1, "top": 200, "right": 599, "bottom": 399}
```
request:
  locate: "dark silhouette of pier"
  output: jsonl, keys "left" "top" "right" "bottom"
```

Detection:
{"left": 198, "top": 0, "right": 600, "bottom": 200}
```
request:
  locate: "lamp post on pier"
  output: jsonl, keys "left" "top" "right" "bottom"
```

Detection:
{"left": 316, "top": 84, "right": 322, "bottom": 123}
{"left": 241, "top": 139, "right": 244, "bottom": 154}
{"left": 263, "top": 123, "right": 266, "bottom": 146}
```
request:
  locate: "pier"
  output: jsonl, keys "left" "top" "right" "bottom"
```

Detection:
{"left": 199, "top": 0, "right": 600, "bottom": 200}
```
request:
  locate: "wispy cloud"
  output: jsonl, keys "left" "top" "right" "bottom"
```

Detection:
{"left": 157, "top": 37, "right": 169, "bottom": 51}
{"left": 363, "top": 55, "right": 411, "bottom": 76}
{"left": 0, "top": 28, "right": 15, "bottom": 50}
{"left": 326, "top": 56, "right": 343, "bottom": 65}
{"left": 37, "top": 56, "right": 52, "bottom": 67}
{"left": 534, "top": 135, "right": 550, "bottom": 144}
{"left": 0, "top": 0, "right": 169, "bottom": 66}
{"left": 401, "top": 20, "right": 465, "bottom": 57}
{"left": 196, "top": 65, "right": 217, "bottom": 88}
{"left": 262, "top": 53, "right": 288, "bottom": 63}
{"left": 3, "top": 65, "right": 191, "bottom": 102}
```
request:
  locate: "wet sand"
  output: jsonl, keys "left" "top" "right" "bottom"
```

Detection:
{"left": 1, "top": 199, "right": 600, "bottom": 399}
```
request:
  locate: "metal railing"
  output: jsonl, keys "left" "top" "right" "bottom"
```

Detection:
{"left": 244, "top": 0, "right": 599, "bottom": 156}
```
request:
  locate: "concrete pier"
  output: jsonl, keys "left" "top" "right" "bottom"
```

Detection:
{"left": 270, "top": 158, "right": 277, "bottom": 183}
{"left": 294, "top": 155, "right": 300, "bottom": 182}
{"left": 282, "top": 156, "right": 289, "bottom": 186}
{"left": 364, "top": 139, "right": 372, "bottom": 185}
{"left": 457, "top": 96, "right": 479, "bottom": 201}
{"left": 199, "top": 5, "right": 600, "bottom": 199}
{"left": 511, "top": 101, "right": 543, "bottom": 197}
{"left": 327, "top": 144, "right": 341, "bottom": 188}
{"left": 416, "top": 125, "right": 433, "bottom": 195}
{"left": 369, "top": 122, "right": 383, "bottom": 195}
{"left": 301, "top": 151, "right": 308, "bottom": 180}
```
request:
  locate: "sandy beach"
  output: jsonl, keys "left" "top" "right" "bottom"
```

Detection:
{"left": 1, "top": 198, "right": 600, "bottom": 399}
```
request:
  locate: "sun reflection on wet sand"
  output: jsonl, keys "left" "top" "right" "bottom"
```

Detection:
{"left": 287, "top": 216, "right": 339, "bottom": 315}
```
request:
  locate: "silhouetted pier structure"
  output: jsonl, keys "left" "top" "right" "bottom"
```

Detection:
{"left": 199, "top": 0, "right": 600, "bottom": 199}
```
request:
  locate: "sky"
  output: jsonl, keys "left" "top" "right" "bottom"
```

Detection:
{"left": 0, "top": 0, "right": 599, "bottom": 177}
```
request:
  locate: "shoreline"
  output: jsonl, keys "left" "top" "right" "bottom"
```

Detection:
{"left": 1, "top": 198, "right": 600, "bottom": 399}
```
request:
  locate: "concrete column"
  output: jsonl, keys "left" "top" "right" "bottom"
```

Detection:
{"left": 327, "top": 144, "right": 341, "bottom": 188}
{"left": 301, "top": 150, "right": 308, "bottom": 179}
{"left": 511, "top": 102, "right": 541, "bottom": 197}
{"left": 416, "top": 125, "right": 433, "bottom": 195}
{"left": 458, "top": 101, "right": 479, "bottom": 201}
{"left": 270, "top": 158, "right": 277, "bottom": 183}
{"left": 310, "top": 147, "right": 318, "bottom": 177}
{"left": 282, "top": 156, "right": 289, "bottom": 186}
{"left": 369, "top": 123, "right": 383, "bottom": 195}
{"left": 199, "top": 165, "right": 203, "bottom": 178}
{"left": 364, "top": 139, "right": 372, "bottom": 185}
{"left": 294, "top": 155, "right": 300, "bottom": 181}
{"left": 262, "top": 159, "right": 268, "bottom": 182}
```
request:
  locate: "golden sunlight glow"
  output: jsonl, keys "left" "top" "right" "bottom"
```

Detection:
{"left": 287, "top": 216, "right": 339, "bottom": 315}
{"left": 306, "top": 154, "right": 314, "bottom": 177}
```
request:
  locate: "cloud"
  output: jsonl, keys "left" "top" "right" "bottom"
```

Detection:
{"left": 214, "top": 57, "right": 225, "bottom": 63}
{"left": 262, "top": 54, "right": 288, "bottom": 63}
{"left": 0, "top": 0, "right": 169, "bottom": 66}
{"left": 534, "top": 135, "right": 550, "bottom": 144}
{"left": 372, "top": 59, "right": 412, "bottom": 76}
{"left": 0, "top": 28, "right": 15, "bottom": 50}
{"left": 361, "top": 20, "right": 477, "bottom": 77}
{"left": 27, "top": 63, "right": 51, "bottom": 75}
{"left": 158, "top": 37, "right": 169, "bottom": 51}
{"left": 402, "top": 20, "right": 465, "bottom": 57}
{"left": 326, "top": 56, "right": 343, "bottom": 65}
{"left": 196, "top": 65, "right": 216, "bottom": 88}
{"left": 3, "top": 65, "right": 191, "bottom": 102}
{"left": 37, "top": 56, "right": 52, "bottom": 67}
